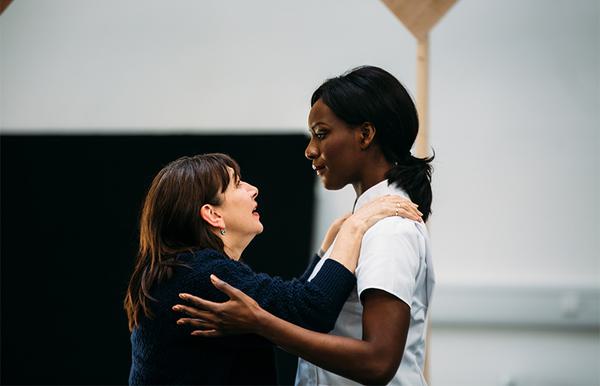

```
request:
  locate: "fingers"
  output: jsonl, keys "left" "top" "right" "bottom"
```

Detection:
{"left": 177, "top": 317, "right": 218, "bottom": 330}
{"left": 177, "top": 275, "right": 244, "bottom": 310}
{"left": 397, "top": 204, "right": 422, "bottom": 222}
{"left": 210, "top": 275, "right": 245, "bottom": 300}
{"left": 398, "top": 198, "right": 421, "bottom": 218}
{"left": 382, "top": 196, "right": 422, "bottom": 220}
{"left": 191, "top": 329, "right": 223, "bottom": 338}
{"left": 397, "top": 201, "right": 423, "bottom": 222}
{"left": 404, "top": 200, "right": 420, "bottom": 212}
{"left": 371, "top": 195, "right": 423, "bottom": 222}
{"left": 172, "top": 304, "right": 216, "bottom": 321}
{"left": 178, "top": 292, "right": 220, "bottom": 311}
{"left": 386, "top": 195, "right": 419, "bottom": 210}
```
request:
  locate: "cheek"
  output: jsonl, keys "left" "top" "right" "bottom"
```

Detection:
{"left": 323, "top": 140, "right": 346, "bottom": 162}
{"left": 324, "top": 137, "right": 357, "bottom": 168}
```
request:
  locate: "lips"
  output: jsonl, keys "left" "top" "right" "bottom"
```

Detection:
{"left": 312, "top": 163, "right": 326, "bottom": 176}
{"left": 252, "top": 204, "right": 260, "bottom": 218}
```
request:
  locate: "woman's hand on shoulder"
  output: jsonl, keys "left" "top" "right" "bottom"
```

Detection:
{"left": 173, "top": 274, "right": 265, "bottom": 336}
{"left": 346, "top": 195, "right": 422, "bottom": 234}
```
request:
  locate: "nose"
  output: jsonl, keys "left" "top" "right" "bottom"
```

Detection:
{"left": 247, "top": 182, "right": 259, "bottom": 199}
{"left": 305, "top": 138, "right": 318, "bottom": 160}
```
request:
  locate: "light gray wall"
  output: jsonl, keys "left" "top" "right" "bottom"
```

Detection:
{"left": 1, "top": 0, "right": 414, "bottom": 131}
{"left": 2, "top": 1, "right": 599, "bottom": 385}
{"left": 431, "top": 0, "right": 599, "bottom": 287}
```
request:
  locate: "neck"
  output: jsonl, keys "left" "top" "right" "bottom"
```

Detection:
{"left": 222, "top": 233, "right": 253, "bottom": 261}
{"left": 352, "top": 153, "right": 393, "bottom": 197}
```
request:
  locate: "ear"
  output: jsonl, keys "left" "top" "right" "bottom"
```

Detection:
{"left": 358, "top": 122, "right": 376, "bottom": 150}
{"left": 199, "top": 204, "right": 225, "bottom": 229}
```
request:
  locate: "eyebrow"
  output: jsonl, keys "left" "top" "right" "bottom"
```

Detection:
{"left": 309, "top": 122, "right": 328, "bottom": 131}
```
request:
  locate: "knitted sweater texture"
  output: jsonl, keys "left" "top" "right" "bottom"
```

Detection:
{"left": 129, "top": 248, "right": 355, "bottom": 385}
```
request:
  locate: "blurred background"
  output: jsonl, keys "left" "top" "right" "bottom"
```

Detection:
{"left": 1, "top": 0, "right": 598, "bottom": 385}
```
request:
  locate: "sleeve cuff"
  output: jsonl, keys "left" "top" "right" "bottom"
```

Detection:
{"left": 310, "top": 259, "right": 356, "bottom": 307}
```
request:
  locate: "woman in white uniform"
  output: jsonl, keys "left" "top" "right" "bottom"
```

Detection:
{"left": 175, "top": 66, "right": 435, "bottom": 385}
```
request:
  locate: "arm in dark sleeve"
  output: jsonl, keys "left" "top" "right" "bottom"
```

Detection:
{"left": 194, "top": 258, "right": 355, "bottom": 332}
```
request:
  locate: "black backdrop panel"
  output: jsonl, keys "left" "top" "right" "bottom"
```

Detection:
{"left": 1, "top": 134, "right": 315, "bottom": 385}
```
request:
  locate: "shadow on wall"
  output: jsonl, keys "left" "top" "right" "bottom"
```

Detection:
{"left": 0, "top": 134, "right": 315, "bottom": 385}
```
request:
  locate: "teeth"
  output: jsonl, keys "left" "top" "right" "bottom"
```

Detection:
{"left": 312, "top": 164, "right": 317, "bottom": 170}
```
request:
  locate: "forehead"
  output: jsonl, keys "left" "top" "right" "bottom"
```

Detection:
{"left": 308, "top": 99, "right": 339, "bottom": 128}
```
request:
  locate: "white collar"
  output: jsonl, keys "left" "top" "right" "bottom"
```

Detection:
{"left": 353, "top": 179, "right": 410, "bottom": 213}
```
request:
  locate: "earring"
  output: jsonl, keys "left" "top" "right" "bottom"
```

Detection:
{"left": 220, "top": 228, "right": 226, "bottom": 235}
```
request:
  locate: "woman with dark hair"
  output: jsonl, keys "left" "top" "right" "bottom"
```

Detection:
{"left": 124, "top": 152, "right": 420, "bottom": 385}
{"left": 175, "top": 66, "right": 435, "bottom": 385}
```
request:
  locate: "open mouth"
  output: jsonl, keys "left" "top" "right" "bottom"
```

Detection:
{"left": 252, "top": 204, "right": 260, "bottom": 217}
{"left": 312, "top": 164, "right": 326, "bottom": 176}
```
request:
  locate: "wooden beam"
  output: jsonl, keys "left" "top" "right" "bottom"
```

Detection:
{"left": 415, "top": 35, "right": 430, "bottom": 158}
{"left": 381, "top": 0, "right": 457, "bottom": 40}
{"left": 380, "top": 0, "right": 458, "bottom": 158}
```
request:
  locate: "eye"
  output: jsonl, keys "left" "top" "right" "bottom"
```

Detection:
{"left": 309, "top": 130, "right": 327, "bottom": 140}
{"left": 308, "top": 126, "right": 328, "bottom": 140}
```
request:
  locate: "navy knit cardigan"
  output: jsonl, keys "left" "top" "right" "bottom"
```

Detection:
{"left": 129, "top": 248, "right": 356, "bottom": 385}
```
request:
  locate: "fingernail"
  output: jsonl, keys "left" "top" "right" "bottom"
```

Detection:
{"left": 172, "top": 305, "right": 179, "bottom": 310}
{"left": 179, "top": 293, "right": 187, "bottom": 299}
{"left": 177, "top": 320, "right": 183, "bottom": 325}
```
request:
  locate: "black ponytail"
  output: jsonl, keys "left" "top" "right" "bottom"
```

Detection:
{"left": 385, "top": 152, "right": 434, "bottom": 222}
{"left": 312, "top": 65, "right": 434, "bottom": 221}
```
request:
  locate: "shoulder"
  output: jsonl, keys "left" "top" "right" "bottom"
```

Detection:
{"left": 179, "top": 248, "right": 228, "bottom": 266}
{"left": 358, "top": 218, "right": 428, "bottom": 269}
{"left": 177, "top": 248, "right": 251, "bottom": 276}
{"left": 185, "top": 248, "right": 228, "bottom": 261}
{"left": 363, "top": 217, "right": 426, "bottom": 244}
{"left": 174, "top": 249, "right": 256, "bottom": 302}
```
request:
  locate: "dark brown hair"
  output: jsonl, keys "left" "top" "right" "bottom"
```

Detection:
{"left": 124, "top": 153, "right": 240, "bottom": 331}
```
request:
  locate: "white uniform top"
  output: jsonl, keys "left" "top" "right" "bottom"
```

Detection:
{"left": 295, "top": 179, "right": 435, "bottom": 386}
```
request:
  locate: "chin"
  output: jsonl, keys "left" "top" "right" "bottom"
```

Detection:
{"left": 322, "top": 178, "right": 347, "bottom": 191}
{"left": 255, "top": 223, "right": 264, "bottom": 234}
